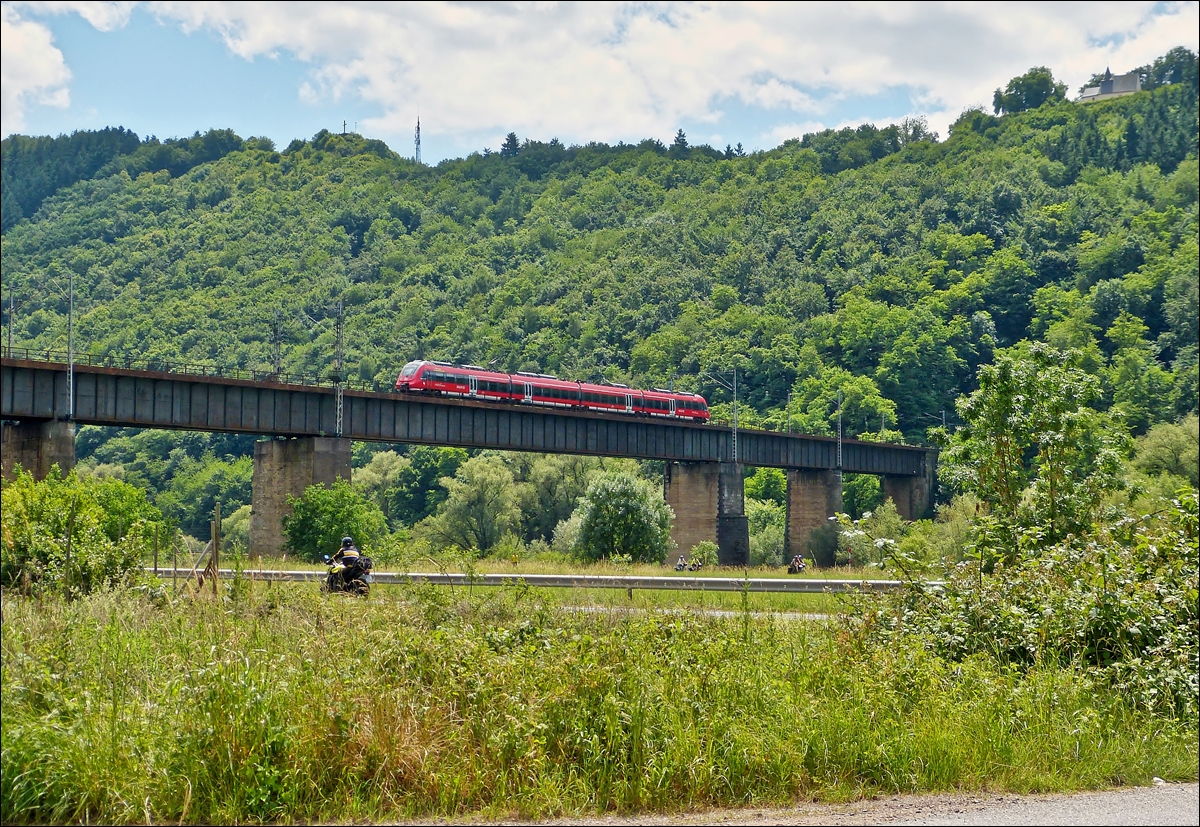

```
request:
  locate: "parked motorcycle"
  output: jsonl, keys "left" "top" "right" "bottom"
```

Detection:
{"left": 321, "top": 554, "right": 374, "bottom": 597}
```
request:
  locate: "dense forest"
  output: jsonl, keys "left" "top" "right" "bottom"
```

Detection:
{"left": 2, "top": 49, "right": 1197, "bottom": 545}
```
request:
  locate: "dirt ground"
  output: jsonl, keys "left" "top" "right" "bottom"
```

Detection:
{"left": 397, "top": 784, "right": 1193, "bottom": 826}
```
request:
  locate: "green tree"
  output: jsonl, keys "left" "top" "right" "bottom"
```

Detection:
{"left": 744, "top": 467, "right": 786, "bottom": 506}
{"left": 500, "top": 132, "right": 520, "bottom": 158}
{"left": 574, "top": 471, "right": 673, "bottom": 563}
{"left": 993, "top": 67, "right": 1067, "bottom": 114}
{"left": 514, "top": 453, "right": 605, "bottom": 542}
{"left": 353, "top": 450, "right": 410, "bottom": 524}
{"left": 1105, "top": 311, "right": 1175, "bottom": 434}
{"left": 1133, "top": 414, "right": 1199, "bottom": 488}
{"left": 939, "top": 344, "right": 1128, "bottom": 546}
{"left": 388, "top": 447, "right": 468, "bottom": 525}
{"left": 419, "top": 455, "right": 520, "bottom": 553}
{"left": 1, "top": 467, "right": 160, "bottom": 594}
{"left": 283, "top": 479, "right": 387, "bottom": 562}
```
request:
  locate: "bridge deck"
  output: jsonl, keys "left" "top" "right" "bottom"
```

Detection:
{"left": 2, "top": 357, "right": 931, "bottom": 475}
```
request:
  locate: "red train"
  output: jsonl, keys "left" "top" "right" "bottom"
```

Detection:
{"left": 395, "top": 360, "right": 710, "bottom": 422}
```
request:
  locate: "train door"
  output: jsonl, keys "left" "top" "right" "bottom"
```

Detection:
{"left": 625, "top": 394, "right": 634, "bottom": 413}
{"left": 524, "top": 382, "right": 534, "bottom": 402}
{"left": 669, "top": 399, "right": 677, "bottom": 417}
{"left": 468, "top": 375, "right": 478, "bottom": 397}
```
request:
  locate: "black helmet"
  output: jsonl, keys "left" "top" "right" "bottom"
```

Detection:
{"left": 341, "top": 536, "right": 354, "bottom": 547}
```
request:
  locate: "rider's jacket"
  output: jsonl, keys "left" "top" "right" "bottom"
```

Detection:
{"left": 333, "top": 545, "right": 361, "bottom": 565}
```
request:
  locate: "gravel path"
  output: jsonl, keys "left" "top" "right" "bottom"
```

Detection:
{"left": 447, "top": 782, "right": 1198, "bottom": 826}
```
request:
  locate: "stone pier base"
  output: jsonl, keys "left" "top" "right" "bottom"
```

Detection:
{"left": 784, "top": 469, "right": 843, "bottom": 567}
{"left": 664, "top": 461, "right": 749, "bottom": 566}
{"left": 249, "top": 437, "right": 352, "bottom": 558}
{"left": 881, "top": 455, "right": 936, "bottom": 520}
{"left": 1, "top": 420, "right": 76, "bottom": 480}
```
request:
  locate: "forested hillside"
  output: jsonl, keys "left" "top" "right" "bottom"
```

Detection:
{"left": 2, "top": 54, "right": 1196, "bottom": 488}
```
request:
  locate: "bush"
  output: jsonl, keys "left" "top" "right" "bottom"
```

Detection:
{"left": 573, "top": 472, "right": 673, "bottom": 564}
{"left": 851, "top": 490, "right": 1199, "bottom": 718}
{"left": 283, "top": 479, "right": 387, "bottom": 562}
{"left": 689, "top": 540, "right": 719, "bottom": 567}
{"left": 747, "top": 498, "right": 785, "bottom": 566}
{"left": 0, "top": 467, "right": 160, "bottom": 595}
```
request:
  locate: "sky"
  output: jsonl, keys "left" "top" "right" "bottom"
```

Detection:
{"left": 2, "top": 1, "right": 1198, "bottom": 164}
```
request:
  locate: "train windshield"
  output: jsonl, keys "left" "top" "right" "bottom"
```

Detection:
{"left": 401, "top": 361, "right": 422, "bottom": 378}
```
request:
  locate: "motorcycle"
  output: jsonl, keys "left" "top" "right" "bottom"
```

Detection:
{"left": 321, "top": 554, "right": 374, "bottom": 597}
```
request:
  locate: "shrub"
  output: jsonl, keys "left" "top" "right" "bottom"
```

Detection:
{"left": 850, "top": 490, "right": 1199, "bottom": 718}
{"left": 689, "top": 540, "right": 719, "bottom": 567}
{"left": 0, "top": 467, "right": 159, "bottom": 594}
{"left": 574, "top": 472, "right": 673, "bottom": 563}
{"left": 283, "top": 479, "right": 387, "bottom": 562}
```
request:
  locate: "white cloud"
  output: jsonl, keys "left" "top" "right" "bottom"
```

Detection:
{"left": 5, "top": 1, "right": 1198, "bottom": 147}
{"left": 1, "top": 3, "right": 72, "bottom": 133}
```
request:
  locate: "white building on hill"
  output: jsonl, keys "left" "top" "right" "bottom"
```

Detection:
{"left": 1079, "top": 68, "right": 1142, "bottom": 103}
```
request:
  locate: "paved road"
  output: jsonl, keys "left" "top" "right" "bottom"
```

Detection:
{"left": 488, "top": 783, "right": 1199, "bottom": 826}
{"left": 889, "top": 782, "right": 1198, "bottom": 826}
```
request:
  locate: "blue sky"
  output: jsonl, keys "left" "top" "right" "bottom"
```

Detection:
{"left": 3, "top": 2, "right": 1196, "bottom": 163}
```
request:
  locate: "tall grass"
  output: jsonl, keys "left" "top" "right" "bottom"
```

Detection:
{"left": 3, "top": 583, "right": 1196, "bottom": 824}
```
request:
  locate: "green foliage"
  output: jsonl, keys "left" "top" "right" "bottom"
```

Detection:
{"left": 283, "top": 479, "right": 386, "bottom": 562}
{"left": 417, "top": 454, "right": 520, "bottom": 553}
{"left": 940, "top": 344, "right": 1129, "bottom": 548}
{"left": 1133, "top": 414, "right": 1199, "bottom": 488}
{"left": 746, "top": 497, "right": 785, "bottom": 566}
{"left": 574, "top": 471, "right": 673, "bottom": 563}
{"left": 688, "top": 540, "right": 719, "bottom": 567}
{"left": 853, "top": 491, "right": 1199, "bottom": 718}
{"left": 993, "top": 66, "right": 1067, "bottom": 114}
{"left": 744, "top": 466, "right": 786, "bottom": 505}
{"left": 387, "top": 447, "right": 468, "bottom": 526}
{"left": 842, "top": 472, "right": 882, "bottom": 518}
{"left": 0, "top": 468, "right": 159, "bottom": 594}
{"left": 1, "top": 127, "right": 141, "bottom": 232}
{"left": 351, "top": 449, "right": 409, "bottom": 523}
{"left": 5, "top": 587, "right": 1195, "bottom": 824}
{"left": 155, "top": 455, "right": 252, "bottom": 540}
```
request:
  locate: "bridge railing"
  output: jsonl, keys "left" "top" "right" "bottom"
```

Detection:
{"left": 1, "top": 346, "right": 384, "bottom": 393}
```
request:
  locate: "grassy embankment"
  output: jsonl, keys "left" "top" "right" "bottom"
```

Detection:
{"left": 3, "top": 581, "right": 1195, "bottom": 825}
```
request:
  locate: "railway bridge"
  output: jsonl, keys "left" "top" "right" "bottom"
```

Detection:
{"left": 2, "top": 351, "right": 936, "bottom": 564}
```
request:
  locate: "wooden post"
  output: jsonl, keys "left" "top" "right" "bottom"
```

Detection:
{"left": 212, "top": 501, "right": 221, "bottom": 596}
{"left": 64, "top": 496, "right": 78, "bottom": 592}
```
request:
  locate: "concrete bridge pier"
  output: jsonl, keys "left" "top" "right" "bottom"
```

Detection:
{"left": 784, "top": 469, "right": 843, "bottom": 567}
{"left": 249, "top": 436, "right": 352, "bottom": 558}
{"left": 881, "top": 458, "right": 936, "bottom": 520}
{"left": 1, "top": 420, "right": 76, "bottom": 480}
{"left": 664, "top": 461, "right": 750, "bottom": 566}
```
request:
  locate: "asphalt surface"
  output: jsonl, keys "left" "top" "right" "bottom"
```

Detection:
{"left": 483, "top": 782, "right": 1200, "bottom": 826}
{"left": 889, "top": 782, "right": 1198, "bottom": 826}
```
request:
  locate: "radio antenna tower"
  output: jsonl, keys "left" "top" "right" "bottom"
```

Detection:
{"left": 414, "top": 113, "right": 422, "bottom": 164}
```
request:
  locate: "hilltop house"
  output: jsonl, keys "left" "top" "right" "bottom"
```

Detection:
{"left": 1078, "top": 68, "right": 1142, "bottom": 103}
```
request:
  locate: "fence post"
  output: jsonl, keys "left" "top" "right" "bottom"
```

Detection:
{"left": 212, "top": 501, "right": 221, "bottom": 596}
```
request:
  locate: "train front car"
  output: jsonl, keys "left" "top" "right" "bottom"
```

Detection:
{"left": 395, "top": 360, "right": 426, "bottom": 391}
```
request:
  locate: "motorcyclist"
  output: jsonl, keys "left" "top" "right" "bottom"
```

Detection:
{"left": 332, "top": 536, "right": 362, "bottom": 584}
{"left": 788, "top": 554, "right": 807, "bottom": 574}
{"left": 675, "top": 555, "right": 687, "bottom": 571}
